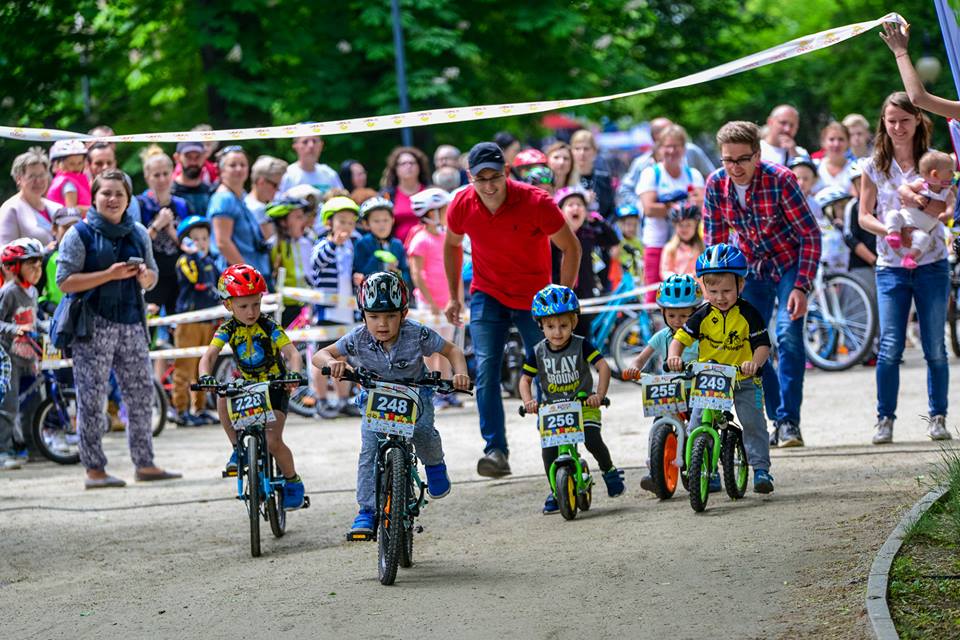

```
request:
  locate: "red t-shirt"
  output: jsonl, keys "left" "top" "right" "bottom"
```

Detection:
{"left": 447, "top": 180, "right": 565, "bottom": 310}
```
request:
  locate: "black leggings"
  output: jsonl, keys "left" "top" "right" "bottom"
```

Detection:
{"left": 541, "top": 424, "right": 613, "bottom": 476}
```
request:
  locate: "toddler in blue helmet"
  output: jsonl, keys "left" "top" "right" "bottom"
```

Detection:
{"left": 622, "top": 273, "right": 705, "bottom": 493}
{"left": 667, "top": 243, "right": 775, "bottom": 494}
{"left": 519, "top": 284, "right": 624, "bottom": 515}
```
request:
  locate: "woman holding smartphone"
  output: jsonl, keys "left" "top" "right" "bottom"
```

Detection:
{"left": 57, "top": 169, "right": 181, "bottom": 489}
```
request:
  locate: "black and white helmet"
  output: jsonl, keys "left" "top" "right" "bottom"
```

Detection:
{"left": 357, "top": 271, "right": 409, "bottom": 315}
{"left": 410, "top": 188, "right": 452, "bottom": 217}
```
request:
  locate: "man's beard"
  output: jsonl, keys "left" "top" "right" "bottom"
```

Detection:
{"left": 183, "top": 166, "right": 202, "bottom": 180}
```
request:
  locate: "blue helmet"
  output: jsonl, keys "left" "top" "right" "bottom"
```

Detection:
{"left": 656, "top": 274, "right": 702, "bottom": 308}
{"left": 177, "top": 215, "right": 211, "bottom": 242}
{"left": 696, "top": 243, "right": 749, "bottom": 278}
{"left": 531, "top": 285, "right": 580, "bottom": 319}
{"left": 616, "top": 203, "right": 640, "bottom": 218}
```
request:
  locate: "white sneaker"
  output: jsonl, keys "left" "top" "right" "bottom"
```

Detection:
{"left": 927, "top": 415, "right": 952, "bottom": 441}
{"left": 0, "top": 453, "right": 22, "bottom": 470}
{"left": 872, "top": 417, "right": 894, "bottom": 445}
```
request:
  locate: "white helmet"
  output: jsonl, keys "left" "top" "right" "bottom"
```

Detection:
{"left": 410, "top": 188, "right": 452, "bottom": 218}
{"left": 49, "top": 139, "right": 88, "bottom": 161}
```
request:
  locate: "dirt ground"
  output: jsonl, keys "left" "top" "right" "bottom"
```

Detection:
{"left": 2, "top": 351, "right": 957, "bottom": 639}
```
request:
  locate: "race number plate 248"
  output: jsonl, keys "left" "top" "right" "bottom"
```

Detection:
{"left": 688, "top": 363, "right": 737, "bottom": 411}
{"left": 538, "top": 401, "right": 584, "bottom": 448}
{"left": 364, "top": 384, "right": 418, "bottom": 438}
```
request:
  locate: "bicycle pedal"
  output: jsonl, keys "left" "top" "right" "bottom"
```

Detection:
{"left": 346, "top": 531, "right": 374, "bottom": 542}
{"left": 222, "top": 470, "right": 237, "bottom": 478}
{"left": 414, "top": 525, "right": 423, "bottom": 534}
{"left": 302, "top": 496, "right": 311, "bottom": 509}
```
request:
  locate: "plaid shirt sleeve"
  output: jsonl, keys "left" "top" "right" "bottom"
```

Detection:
{"left": 702, "top": 172, "right": 729, "bottom": 247}
{"left": 778, "top": 172, "right": 822, "bottom": 292}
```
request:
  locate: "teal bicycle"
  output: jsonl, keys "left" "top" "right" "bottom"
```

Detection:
{"left": 519, "top": 393, "right": 610, "bottom": 521}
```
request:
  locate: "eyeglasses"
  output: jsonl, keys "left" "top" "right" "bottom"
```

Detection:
{"left": 720, "top": 152, "right": 757, "bottom": 168}
{"left": 472, "top": 173, "right": 505, "bottom": 186}
{"left": 397, "top": 160, "right": 418, "bottom": 167}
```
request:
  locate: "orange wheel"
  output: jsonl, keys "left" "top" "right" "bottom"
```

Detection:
{"left": 663, "top": 431, "right": 678, "bottom": 494}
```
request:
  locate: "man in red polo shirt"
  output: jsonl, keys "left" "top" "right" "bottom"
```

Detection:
{"left": 444, "top": 142, "right": 581, "bottom": 478}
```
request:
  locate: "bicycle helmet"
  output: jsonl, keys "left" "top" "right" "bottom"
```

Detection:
{"left": 616, "top": 203, "right": 640, "bottom": 219}
{"left": 668, "top": 203, "right": 701, "bottom": 224}
{"left": 358, "top": 196, "right": 394, "bottom": 221}
{"left": 357, "top": 271, "right": 408, "bottom": 315}
{"left": 49, "top": 139, "right": 87, "bottom": 160}
{"left": 520, "top": 166, "right": 554, "bottom": 186}
{"left": 554, "top": 185, "right": 588, "bottom": 208}
{"left": 410, "top": 188, "right": 452, "bottom": 218}
{"left": 176, "top": 215, "right": 211, "bottom": 242}
{"left": 265, "top": 197, "right": 309, "bottom": 220}
{"left": 848, "top": 162, "right": 863, "bottom": 181}
{"left": 284, "top": 184, "right": 322, "bottom": 212}
{"left": 531, "top": 284, "right": 580, "bottom": 319}
{"left": 786, "top": 155, "right": 817, "bottom": 174}
{"left": 656, "top": 274, "right": 703, "bottom": 308}
{"left": 1, "top": 238, "right": 44, "bottom": 277}
{"left": 814, "top": 187, "right": 853, "bottom": 209}
{"left": 696, "top": 243, "right": 749, "bottom": 278}
{"left": 512, "top": 148, "right": 548, "bottom": 170}
{"left": 320, "top": 196, "right": 359, "bottom": 226}
{"left": 218, "top": 264, "right": 268, "bottom": 299}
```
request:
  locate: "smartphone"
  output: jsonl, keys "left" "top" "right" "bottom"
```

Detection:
{"left": 126, "top": 257, "right": 144, "bottom": 266}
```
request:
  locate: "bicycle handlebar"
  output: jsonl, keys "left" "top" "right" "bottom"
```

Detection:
{"left": 319, "top": 366, "right": 473, "bottom": 396}
{"left": 190, "top": 374, "right": 307, "bottom": 396}
{"left": 623, "top": 361, "right": 742, "bottom": 382}
{"left": 518, "top": 395, "right": 610, "bottom": 417}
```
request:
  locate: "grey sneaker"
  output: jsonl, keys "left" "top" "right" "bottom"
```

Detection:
{"left": 872, "top": 417, "right": 894, "bottom": 445}
{"left": 927, "top": 415, "right": 952, "bottom": 441}
{"left": 778, "top": 421, "right": 804, "bottom": 448}
{"left": 0, "top": 453, "right": 22, "bottom": 470}
{"left": 476, "top": 449, "right": 511, "bottom": 478}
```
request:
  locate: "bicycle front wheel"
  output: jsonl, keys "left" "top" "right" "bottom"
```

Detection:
{"left": 555, "top": 465, "right": 578, "bottom": 521}
{"left": 246, "top": 437, "right": 262, "bottom": 558}
{"left": 804, "top": 273, "right": 876, "bottom": 371}
{"left": 378, "top": 446, "right": 406, "bottom": 585}
{"left": 687, "top": 434, "right": 712, "bottom": 513}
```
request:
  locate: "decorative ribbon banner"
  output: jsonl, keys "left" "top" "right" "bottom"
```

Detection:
{"left": 0, "top": 13, "right": 905, "bottom": 143}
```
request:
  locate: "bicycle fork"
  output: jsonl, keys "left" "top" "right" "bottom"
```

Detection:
{"left": 548, "top": 445, "right": 590, "bottom": 497}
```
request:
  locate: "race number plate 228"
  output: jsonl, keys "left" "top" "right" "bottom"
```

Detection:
{"left": 538, "top": 401, "right": 584, "bottom": 448}
{"left": 364, "top": 384, "right": 418, "bottom": 438}
{"left": 227, "top": 384, "right": 274, "bottom": 430}
{"left": 640, "top": 374, "right": 687, "bottom": 417}
{"left": 688, "top": 363, "right": 737, "bottom": 411}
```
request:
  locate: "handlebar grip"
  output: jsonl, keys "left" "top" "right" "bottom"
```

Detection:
{"left": 601, "top": 397, "right": 611, "bottom": 407}
{"left": 518, "top": 406, "right": 526, "bottom": 417}
{"left": 320, "top": 366, "right": 330, "bottom": 375}
{"left": 189, "top": 384, "right": 201, "bottom": 391}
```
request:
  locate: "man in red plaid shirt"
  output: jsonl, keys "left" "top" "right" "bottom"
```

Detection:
{"left": 703, "top": 121, "right": 821, "bottom": 449}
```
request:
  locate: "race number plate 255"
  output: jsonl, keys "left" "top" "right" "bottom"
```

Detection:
{"left": 227, "top": 383, "right": 274, "bottom": 430}
{"left": 640, "top": 374, "right": 687, "bottom": 417}
{"left": 538, "top": 401, "right": 584, "bottom": 448}
{"left": 364, "top": 384, "right": 418, "bottom": 438}
{"left": 688, "top": 363, "right": 737, "bottom": 411}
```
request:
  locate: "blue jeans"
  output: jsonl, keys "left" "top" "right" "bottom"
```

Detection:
{"left": 469, "top": 290, "right": 544, "bottom": 456}
{"left": 741, "top": 267, "right": 805, "bottom": 425}
{"left": 875, "top": 261, "right": 950, "bottom": 419}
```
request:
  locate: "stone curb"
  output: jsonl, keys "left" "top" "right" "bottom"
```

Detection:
{"left": 866, "top": 485, "right": 949, "bottom": 640}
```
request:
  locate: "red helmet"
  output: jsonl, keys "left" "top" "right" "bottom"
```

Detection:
{"left": 512, "top": 148, "right": 548, "bottom": 169}
{"left": 1, "top": 238, "right": 43, "bottom": 275}
{"left": 218, "top": 264, "right": 267, "bottom": 299}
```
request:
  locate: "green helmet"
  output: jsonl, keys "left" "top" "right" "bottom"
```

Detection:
{"left": 265, "top": 197, "right": 309, "bottom": 220}
{"left": 320, "top": 196, "right": 360, "bottom": 226}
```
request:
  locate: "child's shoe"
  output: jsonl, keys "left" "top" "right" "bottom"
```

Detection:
{"left": 195, "top": 411, "right": 218, "bottom": 426}
{"left": 901, "top": 254, "right": 918, "bottom": 269}
{"left": 753, "top": 469, "right": 774, "bottom": 494}
{"left": 339, "top": 399, "right": 363, "bottom": 418}
{"left": 177, "top": 411, "right": 200, "bottom": 427}
{"left": 350, "top": 508, "right": 376, "bottom": 536}
{"left": 886, "top": 232, "right": 902, "bottom": 250}
{"left": 107, "top": 401, "right": 126, "bottom": 431}
{"left": 0, "top": 452, "right": 22, "bottom": 470}
{"left": 542, "top": 493, "right": 559, "bottom": 515}
{"left": 425, "top": 463, "right": 451, "bottom": 499}
{"left": 709, "top": 471, "right": 722, "bottom": 493}
{"left": 432, "top": 394, "right": 448, "bottom": 409}
{"left": 225, "top": 450, "right": 238, "bottom": 474}
{"left": 639, "top": 474, "right": 656, "bottom": 494}
{"left": 602, "top": 467, "right": 626, "bottom": 497}
{"left": 282, "top": 478, "right": 305, "bottom": 510}
{"left": 445, "top": 394, "right": 463, "bottom": 408}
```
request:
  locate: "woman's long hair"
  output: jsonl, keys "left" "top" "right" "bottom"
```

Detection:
{"left": 872, "top": 91, "right": 932, "bottom": 177}
{"left": 379, "top": 146, "right": 430, "bottom": 190}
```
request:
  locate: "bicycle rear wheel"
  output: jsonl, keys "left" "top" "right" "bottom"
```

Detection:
{"left": 720, "top": 428, "right": 748, "bottom": 500}
{"left": 399, "top": 472, "right": 416, "bottom": 568}
{"left": 266, "top": 453, "right": 286, "bottom": 538}
{"left": 246, "top": 437, "right": 262, "bottom": 558}
{"left": 610, "top": 315, "right": 652, "bottom": 376}
{"left": 804, "top": 273, "right": 876, "bottom": 371}
{"left": 31, "top": 395, "right": 80, "bottom": 465}
{"left": 378, "top": 447, "right": 406, "bottom": 585}
{"left": 948, "top": 286, "right": 960, "bottom": 358}
{"left": 151, "top": 379, "right": 167, "bottom": 437}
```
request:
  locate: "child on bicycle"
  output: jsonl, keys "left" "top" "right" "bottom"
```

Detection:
{"left": 312, "top": 271, "right": 470, "bottom": 537}
{"left": 666, "top": 243, "right": 774, "bottom": 494}
{"left": 621, "top": 274, "right": 706, "bottom": 494}
{"left": 197, "top": 264, "right": 307, "bottom": 510}
{"left": 519, "top": 284, "right": 624, "bottom": 515}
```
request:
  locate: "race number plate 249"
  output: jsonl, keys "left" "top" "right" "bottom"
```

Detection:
{"left": 364, "top": 384, "right": 417, "bottom": 438}
{"left": 227, "top": 383, "right": 274, "bottom": 430}
{"left": 688, "top": 363, "right": 737, "bottom": 411}
{"left": 640, "top": 374, "right": 687, "bottom": 417}
{"left": 538, "top": 401, "right": 584, "bottom": 448}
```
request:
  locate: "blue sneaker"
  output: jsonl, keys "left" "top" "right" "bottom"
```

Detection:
{"left": 709, "top": 471, "right": 722, "bottom": 493}
{"left": 602, "top": 467, "right": 626, "bottom": 497}
{"left": 753, "top": 469, "right": 774, "bottom": 494}
{"left": 350, "top": 508, "right": 376, "bottom": 535}
{"left": 282, "top": 480, "right": 305, "bottom": 510}
{"left": 543, "top": 493, "right": 559, "bottom": 515}
{"left": 424, "top": 463, "right": 451, "bottom": 499}
{"left": 225, "top": 450, "right": 238, "bottom": 474}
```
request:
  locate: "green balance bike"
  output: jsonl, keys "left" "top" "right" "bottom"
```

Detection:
{"left": 519, "top": 393, "right": 610, "bottom": 521}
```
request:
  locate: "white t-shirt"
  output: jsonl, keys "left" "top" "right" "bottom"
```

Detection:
{"left": 815, "top": 158, "right": 856, "bottom": 194}
{"left": 244, "top": 193, "right": 269, "bottom": 225}
{"left": 279, "top": 163, "right": 343, "bottom": 196}
{"left": 861, "top": 157, "right": 948, "bottom": 268}
{"left": 636, "top": 163, "right": 704, "bottom": 248}
{"left": 733, "top": 183, "right": 749, "bottom": 209}
{"left": 760, "top": 139, "right": 809, "bottom": 166}
{"left": 0, "top": 194, "right": 56, "bottom": 245}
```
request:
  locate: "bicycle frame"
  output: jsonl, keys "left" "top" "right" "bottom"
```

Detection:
{"left": 547, "top": 443, "right": 590, "bottom": 500}
{"left": 683, "top": 408, "right": 730, "bottom": 476}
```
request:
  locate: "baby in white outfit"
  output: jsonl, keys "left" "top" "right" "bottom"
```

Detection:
{"left": 886, "top": 150, "right": 956, "bottom": 269}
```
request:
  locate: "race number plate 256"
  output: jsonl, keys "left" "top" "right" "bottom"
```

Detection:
{"left": 227, "top": 383, "right": 274, "bottom": 430}
{"left": 538, "top": 401, "right": 584, "bottom": 448}
{"left": 364, "top": 384, "right": 417, "bottom": 438}
{"left": 688, "top": 363, "right": 737, "bottom": 411}
{"left": 640, "top": 374, "right": 687, "bottom": 417}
